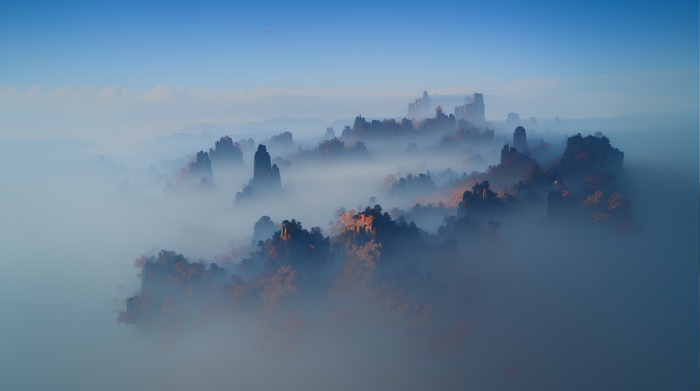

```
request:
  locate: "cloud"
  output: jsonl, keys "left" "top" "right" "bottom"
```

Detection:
{"left": 13, "top": 84, "right": 43, "bottom": 107}
{"left": 438, "top": 68, "right": 700, "bottom": 119}
{"left": 140, "top": 85, "right": 176, "bottom": 102}
{"left": 0, "top": 68, "right": 696, "bottom": 142}
{"left": 96, "top": 85, "right": 130, "bottom": 104}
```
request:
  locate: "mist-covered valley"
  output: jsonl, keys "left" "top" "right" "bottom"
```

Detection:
{"left": 1, "top": 100, "right": 698, "bottom": 390}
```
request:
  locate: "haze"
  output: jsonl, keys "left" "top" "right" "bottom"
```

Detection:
{"left": 1, "top": 1, "right": 698, "bottom": 390}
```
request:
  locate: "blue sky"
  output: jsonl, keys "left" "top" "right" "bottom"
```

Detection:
{"left": 0, "top": 0, "right": 698, "bottom": 141}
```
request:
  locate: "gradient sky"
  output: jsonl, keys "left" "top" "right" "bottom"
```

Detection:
{"left": 0, "top": 0, "right": 698, "bottom": 141}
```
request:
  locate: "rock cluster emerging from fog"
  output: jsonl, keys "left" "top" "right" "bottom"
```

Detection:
{"left": 120, "top": 104, "right": 639, "bottom": 367}
{"left": 209, "top": 136, "right": 243, "bottom": 168}
{"left": 390, "top": 173, "right": 436, "bottom": 199}
{"left": 268, "top": 131, "right": 293, "bottom": 148}
{"left": 296, "top": 138, "right": 368, "bottom": 162}
{"left": 176, "top": 150, "right": 214, "bottom": 188}
{"left": 558, "top": 133, "right": 624, "bottom": 179}
{"left": 236, "top": 145, "right": 282, "bottom": 201}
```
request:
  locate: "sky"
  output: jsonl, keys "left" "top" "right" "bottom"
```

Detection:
{"left": 0, "top": 0, "right": 698, "bottom": 142}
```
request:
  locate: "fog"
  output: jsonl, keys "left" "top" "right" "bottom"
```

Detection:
{"left": 0, "top": 113, "right": 697, "bottom": 390}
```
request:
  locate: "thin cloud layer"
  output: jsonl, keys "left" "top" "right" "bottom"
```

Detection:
{"left": 0, "top": 68, "right": 696, "bottom": 143}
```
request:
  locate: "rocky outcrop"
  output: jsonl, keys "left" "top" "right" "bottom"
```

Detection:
{"left": 558, "top": 133, "right": 624, "bottom": 178}
{"left": 251, "top": 215, "right": 276, "bottom": 247}
{"left": 407, "top": 91, "right": 432, "bottom": 120}
{"left": 253, "top": 145, "right": 281, "bottom": 190}
{"left": 236, "top": 145, "right": 282, "bottom": 200}
{"left": 177, "top": 151, "right": 214, "bottom": 187}
{"left": 292, "top": 138, "right": 368, "bottom": 162}
{"left": 454, "top": 93, "right": 485, "bottom": 125}
{"left": 268, "top": 131, "right": 293, "bottom": 148}
{"left": 119, "top": 250, "right": 227, "bottom": 325}
{"left": 209, "top": 136, "right": 243, "bottom": 167}
{"left": 390, "top": 173, "right": 436, "bottom": 198}
{"left": 458, "top": 181, "right": 503, "bottom": 219}
{"left": 513, "top": 126, "right": 527, "bottom": 151}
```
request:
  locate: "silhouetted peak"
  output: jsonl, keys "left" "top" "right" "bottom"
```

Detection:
{"left": 252, "top": 215, "right": 276, "bottom": 247}
{"left": 559, "top": 133, "right": 624, "bottom": 178}
{"left": 513, "top": 126, "right": 527, "bottom": 151}
{"left": 177, "top": 150, "right": 214, "bottom": 188}
{"left": 236, "top": 144, "right": 283, "bottom": 200}
{"left": 209, "top": 135, "right": 243, "bottom": 167}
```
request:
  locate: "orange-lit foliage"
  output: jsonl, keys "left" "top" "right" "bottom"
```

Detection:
{"left": 161, "top": 297, "right": 176, "bottom": 315}
{"left": 406, "top": 304, "right": 433, "bottom": 333}
{"left": 432, "top": 320, "right": 470, "bottom": 359}
{"left": 213, "top": 239, "right": 239, "bottom": 264}
{"left": 374, "top": 286, "right": 413, "bottom": 318}
{"left": 613, "top": 222, "right": 635, "bottom": 234}
{"left": 330, "top": 210, "right": 376, "bottom": 238}
{"left": 222, "top": 275, "right": 249, "bottom": 307}
{"left": 258, "top": 265, "right": 299, "bottom": 313}
{"left": 331, "top": 239, "right": 381, "bottom": 297}
{"left": 133, "top": 294, "right": 151, "bottom": 311}
{"left": 579, "top": 189, "right": 604, "bottom": 206}
{"left": 429, "top": 180, "right": 478, "bottom": 208}
{"left": 607, "top": 192, "right": 627, "bottom": 210}
{"left": 134, "top": 255, "right": 149, "bottom": 268}
{"left": 263, "top": 241, "right": 278, "bottom": 260}
{"left": 383, "top": 174, "right": 398, "bottom": 189}
{"left": 593, "top": 212, "right": 610, "bottom": 221}
{"left": 583, "top": 173, "right": 611, "bottom": 191}
{"left": 573, "top": 148, "right": 593, "bottom": 165}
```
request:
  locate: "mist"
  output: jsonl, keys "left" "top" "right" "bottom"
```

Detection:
{"left": 1, "top": 103, "right": 697, "bottom": 391}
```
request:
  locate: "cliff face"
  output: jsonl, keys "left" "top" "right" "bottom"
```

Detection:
{"left": 121, "top": 250, "right": 227, "bottom": 325}
{"left": 177, "top": 150, "right": 214, "bottom": 187}
{"left": 558, "top": 134, "right": 624, "bottom": 178}
{"left": 252, "top": 145, "right": 281, "bottom": 191}
{"left": 407, "top": 91, "right": 431, "bottom": 120}
{"left": 513, "top": 126, "right": 527, "bottom": 151}
{"left": 390, "top": 173, "right": 436, "bottom": 199}
{"left": 546, "top": 134, "right": 633, "bottom": 230}
{"left": 454, "top": 93, "right": 485, "bottom": 125}
{"left": 251, "top": 215, "right": 276, "bottom": 247}
{"left": 458, "top": 181, "right": 503, "bottom": 219}
{"left": 209, "top": 136, "right": 243, "bottom": 167}
{"left": 236, "top": 144, "right": 282, "bottom": 200}
{"left": 269, "top": 131, "right": 293, "bottom": 147}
